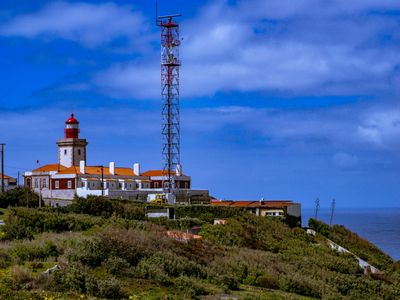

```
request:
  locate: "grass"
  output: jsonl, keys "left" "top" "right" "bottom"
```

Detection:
{"left": 0, "top": 207, "right": 8, "bottom": 217}
{"left": 0, "top": 199, "right": 399, "bottom": 299}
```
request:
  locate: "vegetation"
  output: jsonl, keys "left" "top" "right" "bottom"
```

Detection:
{"left": 0, "top": 188, "right": 43, "bottom": 208}
{"left": 0, "top": 194, "right": 399, "bottom": 299}
{"left": 309, "top": 218, "right": 394, "bottom": 270}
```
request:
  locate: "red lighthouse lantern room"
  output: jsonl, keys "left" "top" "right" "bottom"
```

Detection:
{"left": 65, "top": 113, "right": 80, "bottom": 138}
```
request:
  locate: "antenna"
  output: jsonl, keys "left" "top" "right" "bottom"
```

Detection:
{"left": 314, "top": 197, "right": 320, "bottom": 220}
{"left": 329, "top": 199, "right": 336, "bottom": 226}
{"left": 155, "top": 0, "right": 158, "bottom": 26}
{"left": 157, "top": 12, "right": 182, "bottom": 195}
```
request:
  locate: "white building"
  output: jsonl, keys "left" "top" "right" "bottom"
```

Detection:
{"left": 23, "top": 114, "right": 209, "bottom": 204}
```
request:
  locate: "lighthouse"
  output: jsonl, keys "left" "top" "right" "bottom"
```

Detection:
{"left": 56, "top": 114, "right": 88, "bottom": 168}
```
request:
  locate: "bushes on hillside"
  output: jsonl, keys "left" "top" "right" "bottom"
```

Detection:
{"left": 1, "top": 203, "right": 399, "bottom": 299}
{"left": 51, "top": 262, "right": 126, "bottom": 299}
{"left": 309, "top": 218, "right": 394, "bottom": 270}
{"left": 1, "top": 208, "right": 104, "bottom": 240}
{"left": 175, "top": 205, "right": 248, "bottom": 223}
{"left": 0, "top": 188, "right": 42, "bottom": 208}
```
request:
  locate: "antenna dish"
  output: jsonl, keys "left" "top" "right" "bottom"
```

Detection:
{"left": 158, "top": 14, "right": 182, "bottom": 19}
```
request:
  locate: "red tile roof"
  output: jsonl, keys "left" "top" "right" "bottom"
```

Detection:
{"left": 57, "top": 166, "right": 137, "bottom": 176}
{"left": 0, "top": 173, "right": 14, "bottom": 180}
{"left": 211, "top": 200, "right": 295, "bottom": 208}
{"left": 32, "top": 164, "right": 67, "bottom": 172}
{"left": 141, "top": 170, "right": 178, "bottom": 176}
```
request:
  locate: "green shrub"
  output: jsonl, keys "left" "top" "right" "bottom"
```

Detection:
{"left": 2, "top": 208, "right": 104, "bottom": 240}
{"left": 10, "top": 240, "right": 59, "bottom": 263}
{"left": 279, "top": 274, "right": 321, "bottom": 298}
{"left": 175, "top": 205, "right": 248, "bottom": 223}
{"left": 70, "top": 196, "right": 124, "bottom": 218}
{"left": 96, "top": 277, "right": 125, "bottom": 299}
{"left": 0, "top": 188, "right": 41, "bottom": 208}
{"left": 52, "top": 262, "right": 89, "bottom": 293}
{"left": 66, "top": 238, "right": 107, "bottom": 267}
{"left": 175, "top": 276, "right": 208, "bottom": 297}
{"left": 309, "top": 218, "right": 394, "bottom": 270}
{"left": 255, "top": 274, "right": 280, "bottom": 289}
{"left": 103, "top": 256, "right": 130, "bottom": 275}
{"left": 216, "top": 274, "right": 240, "bottom": 291}
{"left": 0, "top": 250, "right": 12, "bottom": 268}
{"left": 10, "top": 266, "right": 33, "bottom": 289}
{"left": 135, "top": 257, "right": 171, "bottom": 284}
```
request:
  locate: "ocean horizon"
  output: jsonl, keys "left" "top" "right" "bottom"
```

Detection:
{"left": 302, "top": 207, "right": 400, "bottom": 260}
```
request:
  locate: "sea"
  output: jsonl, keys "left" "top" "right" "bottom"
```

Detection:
{"left": 302, "top": 208, "right": 400, "bottom": 260}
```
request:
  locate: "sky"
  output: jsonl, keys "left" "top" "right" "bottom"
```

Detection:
{"left": 0, "top": 0, "right": 400, "bottom": 208}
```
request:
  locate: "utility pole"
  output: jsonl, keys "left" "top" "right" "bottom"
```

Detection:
{"left": 39, "top": 179, "right": 42, "bottom": 208}
{"left": 101, "top": 166, "right": 104, "bottom": 197}
{"left": 1, "top": 144, "right": 5, "bottom": 193}
{"left": 330, "top": 199, "right": 336, "bottom": 226}
{"left": 314, "top": 198, "right": 320, "bottom": 220}
{"left": 37, "top": 160, "right": 42, "bottom": 208}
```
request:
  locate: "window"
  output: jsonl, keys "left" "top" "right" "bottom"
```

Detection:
{"left": 154, "top": 182, "right": 159, "bottom": 188}
{"left": 64, "top": 149, "right": 67, "bottom": 155}
{"left": 184, "top": 182, "right": 189, "bottom": 189}
{"left": 67, "top": 180, "right": 72, "bottom": 189}
{"left": 42, "top": 178, "right": 47, "bottom": 188}
{"left": 34, "top": 179, "right": 38, "bottom": 188}
{"left": 78, "top": 149, "right": 81, "bottom": 155}
{"left": 55, "top": 181, "right": 59, "bottom": 189}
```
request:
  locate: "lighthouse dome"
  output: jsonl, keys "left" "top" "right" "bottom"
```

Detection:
{"left": 66, "top": 113, "right": 79, "bottom": 125}
{"left": 65, "top": 113, "right": 80, "bottom": 138}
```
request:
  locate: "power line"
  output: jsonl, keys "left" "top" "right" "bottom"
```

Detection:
{"left": 5, "top": 165, "right": 31, "bottom": 171}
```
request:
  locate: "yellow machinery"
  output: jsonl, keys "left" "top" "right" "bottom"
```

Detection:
{"left": 147, "top": 193, "right": 167, "bottom": 204}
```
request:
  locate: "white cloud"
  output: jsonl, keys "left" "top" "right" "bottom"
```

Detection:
{"left": 333, "top": 152, "right": 359, "bottom": 169}
{"left": 93, "top": 61, "right": 159, "bottom": 99}
{"left": 183, "top": 104, "right": 400, "bottom": 155}
{"left": 89, "top": 0, "right": 400, "bottom": 99}
{"left": 2, "top": 0, "right": 399, "bottom": 99}
{"left": 357, "top": 109, "right": 400, "bottom": 148}
{"left": 0, "top": 1, "right": 149, "bottom": 48}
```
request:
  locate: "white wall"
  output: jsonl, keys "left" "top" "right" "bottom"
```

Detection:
{"left": 58, "top": 146, "right": 73, "bottom": 167}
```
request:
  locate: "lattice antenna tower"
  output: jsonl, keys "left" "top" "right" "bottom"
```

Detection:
{"left": 157, "top": 11, "right": 182, "bottom": 193}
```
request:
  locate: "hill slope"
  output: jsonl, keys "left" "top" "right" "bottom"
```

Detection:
{"left": 0, "top": 194, "right": 399, "bottom": 299}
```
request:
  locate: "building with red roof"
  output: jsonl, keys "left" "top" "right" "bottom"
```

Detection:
{"left": 24, "top": 114, "right": 209, "bottom": 204}
{"left": 0, "top": 173, "right": 17, "bottom": 191}
{"left": 211, "top": 199, "right": 301, "bottom": 226}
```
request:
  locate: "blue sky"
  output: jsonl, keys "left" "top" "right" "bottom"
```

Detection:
{"left": 1, "top": 0, "right": 400, "bottom": 208}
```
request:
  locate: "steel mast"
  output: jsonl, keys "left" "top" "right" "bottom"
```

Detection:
{"left": 158, "top": 14, "right": 181, "bottom": 194}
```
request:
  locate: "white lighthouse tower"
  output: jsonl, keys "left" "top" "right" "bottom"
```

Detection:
{"left": 56, "top": 114, "right": 88, "bottom": 168}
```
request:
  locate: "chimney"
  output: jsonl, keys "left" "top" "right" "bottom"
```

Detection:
{"left": 133, "top": 163, "right": 140, "bottom": 176}
{"left": 109, "top": 162, "right": 115, "bottom": 175}
{"left": 176, "top": 164, "right": 182, "bottom": 176}
{"left": 80, "top": 160, "right": 86, "bottom": 174}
